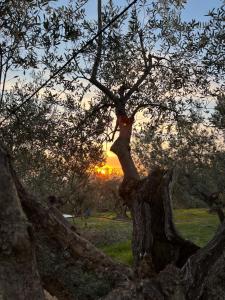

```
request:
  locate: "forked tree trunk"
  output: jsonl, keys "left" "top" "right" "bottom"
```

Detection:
{"left": 0, "top": 145, "right": 45, "bottom": 300}
{"left": 111, "top": 116, "right": 199, "bottom": 275}
{"left": 114, "top": 204, "right": 129, "bottom": 220}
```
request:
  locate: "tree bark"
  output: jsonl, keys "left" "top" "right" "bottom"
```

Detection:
{"left": 8, "top": 157, "right": 132, "bottom": 300}
{"left": 182, "top": 220, "right": 225, "bottom": 299}
{"left": 111, "top": 116, "right": 199, "bottom": 276}
{"left": 128, "top": 168, "right": 199, "bottom": 275}
{"left": 1, "top": 138, "right": 225, "bottom": 299}
{"left": 0, "top": 145, "right": 45, "bottom": 300}
{"left": 104, "top": 219, "right": 225, "bottom": 299}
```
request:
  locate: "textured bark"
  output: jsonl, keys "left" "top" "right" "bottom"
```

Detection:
{"left": 1, "top": 139, "right": 225, "bottom": 299}
{"left": 182, "top": 221, "right": 225, "bottom": 300}
{"left": 109, "top": 113, "right": 225, "bottom": 299}
{"left": 104, "top": 229, "right": 225, "bottom": 300}
{"left": 128, "top": 169, "right": 199, "bottom": 275}
{"left": 10, "top": 165, "right": 132, "bottom": 300}
{"left": 103, "top": 265, "right": 185, "bottom": 300}
{"left": 0, "top": 145, "right": 44, "bottom": 300}
{"left": 111, "top": 115, "right": 139, "bottom": 181}
{"left": 111, "top": 117, "right": 199, "bottom": 275}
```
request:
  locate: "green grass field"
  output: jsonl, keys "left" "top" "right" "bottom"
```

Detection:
{"left": 73, "top": 208, "right": 220, "bottom": 266}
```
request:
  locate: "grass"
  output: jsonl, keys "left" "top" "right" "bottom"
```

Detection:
{"left": 101, "top": 240, "right": 133, "bottom": 265}
{"left": 73, "top": 208, "right": 220, "bottom": 265}
{"left": 174, "top": 208, "right": 219, "bottom": 247}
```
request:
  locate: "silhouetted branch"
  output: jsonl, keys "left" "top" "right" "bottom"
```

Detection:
{"left": 91, "top": 0, "right": 103, "bottom": 80}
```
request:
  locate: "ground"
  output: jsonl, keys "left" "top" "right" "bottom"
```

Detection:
{"left": 73, "top": 208, "right": 219, "bottom": 265}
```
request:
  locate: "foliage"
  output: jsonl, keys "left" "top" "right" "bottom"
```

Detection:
{"left": 199, "top": 5, "right": 225, "bottom": 75}
{"left": 134, "top": 125, "right": 225, "bottom": 208}
{"left": 134, "top": 123, "right": 217, "bottom": 169}
{"left": 0, "top": 0, "right": 104, "bottom": 198}
{"left": 0, "top": 0, "right": 224, "bottom": 209}
{"left": 212, "top": 94, "right": 225, "bottom": 131}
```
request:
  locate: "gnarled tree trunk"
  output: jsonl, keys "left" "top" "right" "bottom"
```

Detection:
{"left": 108, "top": 116, "right": 225, "bottom": 299}
{"left": 1, "top": 139, "right": 225, "bottom": 300}
{"left": 0, "top": 145, "right": 45, "bottom": 300}
{"left": 111, "top": 115, "right": 199, "bottom": 275}
{"left": 3, "top": 145, "right": 131, "bottom": 300}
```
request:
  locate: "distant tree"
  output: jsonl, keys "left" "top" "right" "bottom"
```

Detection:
{"left": 133, "top": 120, "right": 223, "bottom": 208}
{"left": 134, "top": 121, "right": 218, "bottom": 169}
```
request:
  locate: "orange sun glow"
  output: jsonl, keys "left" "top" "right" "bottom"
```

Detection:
{"left": 94, "top": 151, "right": 123, "bottom": 178}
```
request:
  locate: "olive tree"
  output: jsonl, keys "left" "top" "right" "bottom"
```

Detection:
{"left": 1, "top": 0, "right": 225, "bottom": 299}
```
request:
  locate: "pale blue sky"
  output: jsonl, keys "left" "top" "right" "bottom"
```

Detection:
{"left": 181, "top": 0, "right": 223, "bottom": 21}
{"left": 5, "top": 0, "right": 223, "bottom": 91}
{"left": 85, "top": 0, "right": 223, "bottom": 21}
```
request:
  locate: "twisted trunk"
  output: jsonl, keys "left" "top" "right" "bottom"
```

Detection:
{"left": 108, "top": 115, "right": 225, "bottom": 299}
{"left": 111, "top": 116, "right": 199, "bottom": 275}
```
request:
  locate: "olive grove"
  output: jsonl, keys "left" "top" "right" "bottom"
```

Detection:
{"left": 0, "top": 0, "right": 225, "bottom": 299}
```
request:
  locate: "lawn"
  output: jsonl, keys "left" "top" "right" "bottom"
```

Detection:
{"left": 73, "top": 208, "right": 220, "bottom": 265}
{"left": 174, "top": 208, "right": 219, "bottom": 247}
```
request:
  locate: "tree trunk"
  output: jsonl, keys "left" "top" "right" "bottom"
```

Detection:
{"left": 2, "top": 140, "right": 225, "bottom": 299}
{"left": 0, "top": 145, "right": 45, "bottom": 300}
{"left": 130, "top": 168, "right": 200, "bottom": 274}
{"left": 9, "top": 155, "right": 132, "bottom": 300}
{"left": 113, "top": 190, "right": 129, "bottom": 220}
{"left": 104, "top": 220, "right": 225, "bottom": 299}
{"left": 111, "top": 116, "right": 199, "bottom": 275}
{"left": 114, "top": 204, "right": 129, "bottom": 220}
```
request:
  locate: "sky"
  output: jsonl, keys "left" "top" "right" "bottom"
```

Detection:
{"left": 181, "top": 0, "right": 223, "bottom": 21}
{"left": 85, "top": 0, "right": 223, "bottom": 22}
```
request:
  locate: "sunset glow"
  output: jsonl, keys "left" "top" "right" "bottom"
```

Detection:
{"left": 94, "top": 151, "right": 123, "bottom": 178}
{"left": 94, "top": 164, "right": 113, "bottom": 176}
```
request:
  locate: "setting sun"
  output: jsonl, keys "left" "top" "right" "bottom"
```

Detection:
{"left": 94, "top": 164, "right": 113, "bottom": 177}
{"left": 94, "top": 153, "right": 123, "bottom": 178}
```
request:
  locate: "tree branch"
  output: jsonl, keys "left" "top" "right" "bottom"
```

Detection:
{"left": 77, "top": 102, "right": 113, "bottom": 129}
{"left": 8, "top": 154, "right": 132, "bottom": 299}
{"left": 0, "top": 145, "right": 45, "bottom": 299}
{"left": 0, "top": 45, "right": 2, "bottom": 89}
{"left": 139, "top": 30, "right": 148, "bottom": 69}
{"left": 182, "top": 221, "right": 225, "bottom": 299}
{"left": 110, "top": 115, "right": 139, "bottom": 180}
{"left": 91, "top": 0, "right": 102, "bottom": 80}
{"left": 0, "top": 60, "right": 9, "bottom": 105}
{"left": 89, "top": 77, "right": 119, "bottom": 103}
